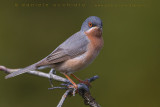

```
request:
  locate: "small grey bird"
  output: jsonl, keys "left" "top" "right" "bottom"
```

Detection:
{"left": 5, "top": 16, "right": 104, "bottom": 88}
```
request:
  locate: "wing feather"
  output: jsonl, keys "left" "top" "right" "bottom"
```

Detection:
{"left": 36, "top": 31, "right": 89, "bottom": 67}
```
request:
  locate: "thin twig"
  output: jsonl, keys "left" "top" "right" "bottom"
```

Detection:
{"left": 57, "top": 89, "right": 71, "bottom": 107}
{"left": 0, "top": 65, "right": 69, "bottom": 83}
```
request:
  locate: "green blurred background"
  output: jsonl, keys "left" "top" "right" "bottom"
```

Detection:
{"left": 0, "top": 0, "right": 159, "bottom": 107}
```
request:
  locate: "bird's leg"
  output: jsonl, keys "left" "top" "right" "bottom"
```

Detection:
{"left": 71, "top": 74, "right": 91, "bottom": 87}
{"left": 71, "top": 74, "right": 82, "bottom": 82}
{"left": 63, "top": 73, "right": 78, "bottom": 89}
{"left": 49, "top": 68, "right": 56, "bottom": 87}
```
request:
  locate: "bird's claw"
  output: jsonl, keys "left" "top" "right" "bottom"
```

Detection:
{"left": 61, "top": 82, "right": 78, "bottom": 95}
{"left": 48, "top": 82, "right": 78, "bottom": 96}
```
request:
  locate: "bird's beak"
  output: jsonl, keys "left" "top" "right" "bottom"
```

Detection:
{"left": 94, "top": 26, "right": 103, "bottom": 34}
{"left": 95, "top": 26, "right": 102, "bottom": 30}
{"left": 97, "top": 26, "right": 102, "bottom": 31}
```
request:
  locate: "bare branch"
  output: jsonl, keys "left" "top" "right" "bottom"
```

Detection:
{"left": 57, "top": 89, "right": 72, "bottom": 107}
{"left": 0, "top": 65, "right": 69, "bottom": 83}
{"left": 0, "top": 65, "right": 101, "bottom": 107}
{"left": 79, "top": 89, "right": 101, "bottom": 107}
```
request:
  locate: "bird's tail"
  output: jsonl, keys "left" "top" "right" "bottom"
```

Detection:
{"left": 5, "top": 63, "right": 37, "bottom": 79}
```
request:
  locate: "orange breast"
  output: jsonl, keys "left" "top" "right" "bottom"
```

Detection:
{"left": 85, "top": 27, "right": 104, "bottom": 51}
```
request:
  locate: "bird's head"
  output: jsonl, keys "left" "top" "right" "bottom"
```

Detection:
{"left": 81, "top": 16, "right": 103, "bottom": 32}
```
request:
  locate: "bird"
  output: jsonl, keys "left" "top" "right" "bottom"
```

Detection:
{"left": 5, "top": 16, "right": 104, "bottom": 89}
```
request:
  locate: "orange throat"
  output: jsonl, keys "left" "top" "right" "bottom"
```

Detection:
{"left": 85, "top": 27, "right": 104, "bottom": 50}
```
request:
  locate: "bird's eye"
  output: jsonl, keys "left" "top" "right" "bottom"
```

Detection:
{"left": 88, "top": 22, "right": 93, "bottom": 27}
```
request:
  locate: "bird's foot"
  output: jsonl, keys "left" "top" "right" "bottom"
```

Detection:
{"left": 67, "top": 84, "right": 78, "bottom": 96}
{"left": 70, "top": 74, "right": 91, "bottom": 87}
{"left": 49, "top": 68, "right": 56, "bottom": 87}
{"left": 62, "top": 73, "right": 79, "bottom": 95}
{"left": 48, "top": 83, "right": 78, "bottom": 96}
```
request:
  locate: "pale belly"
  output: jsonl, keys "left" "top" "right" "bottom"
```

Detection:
{"left": 54, "top": 48, "right": 100, "bottom": 74}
